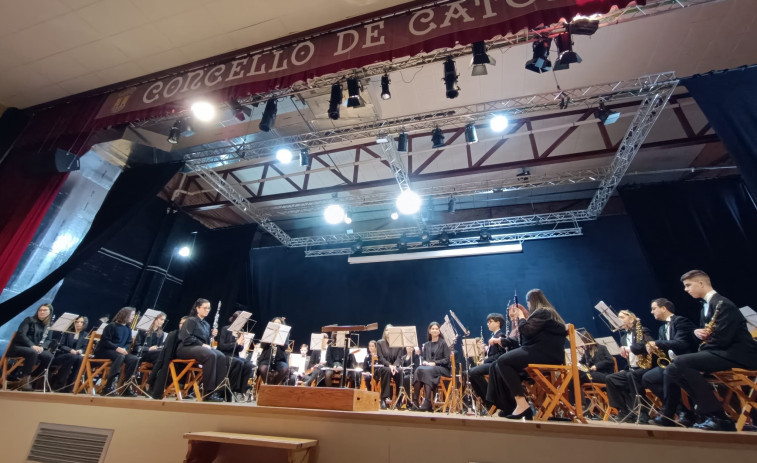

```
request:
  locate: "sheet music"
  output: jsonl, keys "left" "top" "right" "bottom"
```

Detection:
{"left": 462, "top": 338, "right": 479, "bottom": 359}
{"left": 310, "top": 333, "right": 324, "bottom": 350}
{"left": 594, "top": 301, "right": 623, "bottom": 331}
{"left": 96, "top": 322, "right": 107, "bottom": 335}
{"left": 241, "top": 332, "right": 255, "bottom": 356}
{"left": 387, "top": 326, "right": 418, "bottom": 348}
{"left": 288, "top": 353, "right": 306, "bottom": 372}
{"left": 50, "top": 312, "right": 78, "bottom": 332}
{"left": 739, "top": 306, "right": 757, "bottom": 335}
{"left": 229, "top": 311, "right": 252, "bottom": 332}
{"left": 439, "top": 317, "right": 456, "bottom": 348}
{"left": 334, "top": 330, "right": 349, "bottom": 346}
{"left": 595, "top": 336, "right": 622, "bottom": 356}
{"left": 260, "top": 322, "right": 291, "bottom": 346}
{"left": 352, "top": 347, "right": 367, "bottom": 364}
{"left": 135, "top": 308, "right": 163, "bottom": 331}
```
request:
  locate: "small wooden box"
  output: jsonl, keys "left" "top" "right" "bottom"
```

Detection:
{"left": 257, "top": 385, "right": 380, "bottom": 411}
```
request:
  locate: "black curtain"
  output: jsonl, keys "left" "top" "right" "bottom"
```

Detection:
{"left": 0, "top": 161, "right": 182, "bottom": 325}
{"left": 0, "top": 108, "right": 29, "bottom": 165}
{"left": 619, "top": 178, "right": 757, "bottom": 323}
{"left": 682, "top": 66, "right": 757, "bottom": 199}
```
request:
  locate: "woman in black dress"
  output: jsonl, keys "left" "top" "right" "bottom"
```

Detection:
{"left": 411, "top": 322, "right": 451, "bottom": 412}
{"left": 50, "top": 315, "right": 88, "bottom": 392}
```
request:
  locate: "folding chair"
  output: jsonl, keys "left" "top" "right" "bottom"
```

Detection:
{"left": 163, "top": 359, "right": 203, "bottom": 401}
{"left": 710, "top": 368, "right": 757, "bottom": 431}
{"left": 435, "top": 353, "right": 461, "bottom": 413}
{"left": 582, "top": 357, "right": 618, "bottom": 421}
{"left": 73, "top": 333, "right": 112, "bottom": 395}
{"left": 1, "top": 333, "right": 25, "bottom": 390}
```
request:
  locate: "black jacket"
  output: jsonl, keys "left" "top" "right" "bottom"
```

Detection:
{"left": 699, "top": 293, "right": 757, "bottom": 367}
{"left": 148, "top": 329, "right": 180, "bottom": 399}
{"left": 325, "top": 346, "right": 357, "bottom": 368}
{"left": 217, "top": 325, "right": 242, "bottom": 356}
{"left": 56, "top": 331, "right": 88, "bottom": 354}
{"left": 132, "top": 330, "right": 164, "bottom": 355}
{"left": 483, "top": 329, "right": 509, "bottom": 364}
{"left": 655, "top": 315, "right": 697, "bottom": 355}
{"left": 257, "top": 343, "right": 288, "bottom": 365}
{"left": 179, "top": 316, "right": 211, "bottom": 347}
{"left": 620, "top": 321, "right": 654, "bottom": 356}
{"left": 580, "top": 344, "right": 614, "bottom": 374}
{"left": 376, "top": 339, "right": 403, "bottom": 367}
{"left": 518, "top": 308, "right": 567, "bottom": 365}
{"left": 13, "top": 316, "right": 47, "bottom": 348}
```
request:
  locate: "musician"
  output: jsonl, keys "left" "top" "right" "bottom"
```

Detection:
{"left": 411, "top": 322, "right": 451, "bottom": 412}
{"left": 303, "top": 334, "right": 328, "bottom": 386}
{"left": 638, "top": 298, "right": 697, "bottom": 427}
{"left": 177, "top": 299, "right": 226, "bottom": 402}
{"left": 665, "top": 270, "right": 757, "bottom": 431}
{"left": 8, "top": 303, "right": 55, "bottom": 391}
{"left": 402, "top": 346, "right": 421, "bottom": 371}
{"left": 468, "top": 312, "right": 509, "bottom": 411}
{"left": 375, "top": 324, "right": 405, "bottom": 409}
{"left": 147, "top": 316, "right": 188, "bottom": 399}
{"left": 94, "top": 307, "right": 139, "bottom": 396}
{"left": 504, "top": 304, "right": 529, "bottom": 350}
{"left": 577, "top": 342, "right": 614, "bottom": 384}
{"left": 257, "top": 317, "right": 291, "bottom": 385}
{"left": 486, "top": 289, "right": 566, "bottom": 420}
{"left": 50, "top": 315, "right": 89, "bottom": 392}
{"left": 604, "top": 310, "right": 654, "bottom": 422}
{"left": 362, "top": 340, "right": 379, "bottom": 391}
{"left": 218, "top": 311, "right": 255, "bottom": 399}
{"left": 132, "top": 311, "right": 166, "bottom": 364}
{"left": 324, "top": 332, "right": 359, "bottom": 388}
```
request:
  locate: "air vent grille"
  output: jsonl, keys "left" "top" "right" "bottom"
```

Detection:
{"left": 27, "top": 423, "right": 113, "bottom": 463}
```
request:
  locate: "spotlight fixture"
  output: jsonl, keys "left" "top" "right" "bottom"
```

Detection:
{"left": 351, "top": 238, "right": 363, "bottom": 255}
{"left": 568, "top": 18, "right": 600, "bottom": 36}
{"left": 380, "top": 74, "right": 391, "bottom": 100}
{"left": 470, "top": 41, "right": 496, "bottom": 76}
{"left": 376, "top": 133, "right": 389, "bottom": 144}
{"left": 324, "top": 204, "right": 346, "bottom": 224}
{"left": 299, "top": 148, "right": 310, "bottom": 166}
{"left": 259, "top": 98, "right": 278, "bottom": 132}
{"left": 396, "top": 189, "right": 421, "bottom": 215}
{"left": 594, "top": 101, "right": 620, "bottom": 125}
{"left": 525, "top": 37, "right": 552, "bottom": 73}
{"left": 490, "top": 114, "right": 508, "bottom": 132}
{"left": 447, "top": 196, "right": 456, "bottom": 214}
{"left": 439, "top": 231, "right": 450, "bottom": 246}
{"left": 443, "top": 57, "right": 460, "bottom": 99}
{"left": 420, "top": 229, "right": 431, "bottom": 246}
{"left": 178, "top": 246, "right": 191, "bottom": 257}
{"left": 553, "top": 32, "right": 582, "bottom": 71}
{"left": 346, "top": 77, "right": 362, "bottom": 108}
{"left": 344, "top": 215, "right": 352, "bottom": 225}
{"left": 230, "top": 98, "right": 252, "bottom": 121}
{"left": 464, "top": 123, "right": 478, "bottom": 144}
{"left": 191, "top": 101, "right": 215, "bottom": 121}
{"left": 431, "top": 128, "right": 445, "bottom": 148}
{"left": 391, "top": 211, "right": 399, "bottom": 220}
{"left": 398, "top": 233, "right": 409, "bottom": 252}
{"left": 397, "top": 132, "right": 408, "bottom": 152}
{"left": 328, "top": 83, "right": 342, "bottom": 120}
{"left": 479, "top": 228, "right": 491, "bottom": 242}
{"left": 516, "top": 168, "right": 531, "bottom": 182}
{"left": 167, "top": 120, "right": 181, "bottom": 144}
{"left": 276, "top": 148, "right": 292, "bottom": 163}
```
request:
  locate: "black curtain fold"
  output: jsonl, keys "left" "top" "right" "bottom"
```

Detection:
{"left": 0, "top": 161, "right": 183, "bottom": 325}
{"left": 682, "top": 66, "right": 757, "bottom": 199}
{"left": 619, "top": 178, "right": 757, "bottom": 323}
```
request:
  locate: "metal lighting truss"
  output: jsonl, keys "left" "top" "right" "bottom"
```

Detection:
{"left": 303, "top": 227, "right": 584, "bottom": 257}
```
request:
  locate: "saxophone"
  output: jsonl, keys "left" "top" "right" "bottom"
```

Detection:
{"left": 700, "top": 300, "right": 723, "bottom": 347}
{"left": 646, "top": 343, "right": 671, "bottom": 368}
{"left": 635, "top": 320, "right": 653, "bottom": 369}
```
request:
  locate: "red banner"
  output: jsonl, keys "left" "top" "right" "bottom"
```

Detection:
{"left": 96, "top": 0, "right": 641, "bottom": 121}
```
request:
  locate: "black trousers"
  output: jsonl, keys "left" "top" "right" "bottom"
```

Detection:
{"left": 375, "top": 366, "right": 404, "bottom": 400}
{"left": 176, "top": 345, "right": 226, "bottom": 394}
{"left": 94, "top": 349, "right": 138, "bottom": 389}
{"left": 486, "top": 349, "right": 532, "bottom": 414}
{"left": 50, "top": 353, "right": 84, "bottom": 390}
{"left": 8, "top": 346, "right": 54, "bottom": 376}
{"left": 226, "top": 356, "right": 254, "bottom": 393}
{"left": 468, "top": 363, "right": 492, "bottom": 405}
{"left": 578, "top": 370, "right": 609, "bottom": 384}
{"left": 605, "top": 368, "right": 646, "bottom": 412}
{"left": 258, "top": 361, "right": 290, "bottom": 385}
{"left": 641, "top": 366, "right": 665, "bottom": 406}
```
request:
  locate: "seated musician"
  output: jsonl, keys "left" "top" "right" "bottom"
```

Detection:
{"left": 303, "top": 334, "right": 328, "bottom": 386}
{"left": 257, "top": 317, "right": 291, "bottom": 385}
{"left": 375, "top": 324, "right": 405, "bottom": 409}
{"left": 147, "top": 316, "right": 188, "bottom": 399}
{"left": 638, "top": 298, "right": 698, "bottom": 427}
{"left": 50, "top": 315, "right": 89, "bottom": 392}
{"left": 665, "top": 270, "right": 757, "bottom": 431}
{"left": 362, "top": 340, "right": 379, "bottom": 391}
{"left": 604, "top": 310, "right": 654, "bottom": 423}
{"left": 410, "top": 322, "right": 451, "bottom": 412}
{"left": 323, "top": 332, "right": 359, "bottom": 388}
{"left": 577, "top": 338, "right": 614, "bottom": 384}
{"left": 132, "top": 311, "right": 166, "bottom": 365}
{"left": 95, "top": 307, "right": 139, "bottom": 396}
{"left": 402, "top": 346, "right": 420, "bottom": 372}
{"left": 7, "top": 303, "right": 55, "bottom": 391}
{"left": 486, "top": 289, "right": 567, "bottom": 420}
{"left": 218, "top": 311, "right": 255, "bottom": 399}
{"left": 177, "top": 299, "right": 226, "bottom": 402}
{"left": 468, "top": 312, "right": 509, "bottom": 412}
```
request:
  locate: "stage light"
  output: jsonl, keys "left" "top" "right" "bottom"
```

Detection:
{"left": 346, "top": 77, "right": 362, "bottom": 108}
{"left": 464, "top": 123, "right": 478, "bottom": 144}
{"left": 230, "top": 98, "right": 252, "bottom": 121}
{"left": 351, "top": 238, "right": 363, "bottom": 255}
{"left": 167, "top": 121, "right": 181, "bottom": 144}
{"left": 448, "top": 196, "right": 456, "bottom": 213}
{"left": 471, "top": 41, "right": 496, "bottom": 76}
{"left": 178, "top": 246, "right": 191, "bottom": 257}
{"left": 490, "top": 114, "right": 509, "bottom": 132}
{"left": 396, "top": 189, "right": 421, "bottom": 215}
{"left": 420, "top": 229, "right": 431, "bottom": 246}
{"left": 431, "top": 128, "right": 445, "bottom": 148}
{"left": 443, "top": 57, "right": 460, "bottom": 99}
{"left": 276, "top": 148, "right": 292, "bottom": 163}
{"left": 380, "top": 74, "right": 391, "bottom": 100}
{"left": 398, "top": 233, "right": 409, "bottom": 252}
{"left": 324, "top": 204, "right": 346, "bottom": 224}
{"left": 191, "top": 101, "right": 215, "bottom": 121}
{"left": 439, "top": 231, "right": 450, "bottom": 246}
{"left": 344, "top": 215, "right": 352, "bottom": 225}
{"left": 568, "top": 18, "right": 599, "bottom": 36}
{"left": 479, "top": 228, "right": 491, "bottom": 242}
{"left": 553, "top": 32, "right": 582, "bottom": 71}
{"left": 391, "top": 211, "right": 399, "bottom": 220}
{"left": 259, "top": 98, "right": 278, "bottom": 132}
{"left": 397, "top": 132, "right": 408, "bottom": 152}
{"left": 299, "top": 148, "right": 310, "bottom": 166}
{"left": 525, "top": 38, "right": 552, "bottom": 73}
{"left": 376, "top": 133, "right": 389, "bottom": 143}
{"left": 594, "top": 101, "right": 620, "bottom": 125}
{"left": 328, "top": 83, "right": 342, "bottom": 120}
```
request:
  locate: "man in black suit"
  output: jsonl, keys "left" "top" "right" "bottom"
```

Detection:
{"left": 639, "top": 298, "right": 698, "bottom": 426}
{"left": 468, "top": 313, "right": 509, "bottom": 411}
{"left": 665, "top": 270, "right": 757, "bottom": 431}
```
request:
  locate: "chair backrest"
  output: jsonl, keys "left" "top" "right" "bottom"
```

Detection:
{"left": 612, "top": 356, "right": 619, "bottom": 373}
{"left": 566, "top": 324, "right": 583, "bottom": 418}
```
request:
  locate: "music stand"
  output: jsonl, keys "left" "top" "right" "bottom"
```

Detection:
{"left": 108, "top": 310, "right": 162, "bottom": 398}
{"left": 261, "top": 322, "right": 291, "bottom": 385}
{"left": 594, "top": 301, "right": 623, "bottom": 332}
{"left": 385, "top": 326, "right": 417, "bottom": 409}
{"left": 322, "top": 323, "right": 378, "bottom": 388}
{"left": 595, "top": 337, "right": 621, "bottom": 356}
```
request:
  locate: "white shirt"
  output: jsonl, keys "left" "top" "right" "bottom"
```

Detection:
{"left": 703, "top": 290, "right": 717, "bottom": 317}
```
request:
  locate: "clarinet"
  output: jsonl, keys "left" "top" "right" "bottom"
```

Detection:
{"left": 40, "top": 314, "right": 54, "bottom": 348}
{"left": 211, "top": 301, "right": 221, "bottom": 348}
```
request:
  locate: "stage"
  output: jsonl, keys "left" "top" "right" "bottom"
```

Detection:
{"left": 1, "top": 390, "right": 756, "bottom": 463}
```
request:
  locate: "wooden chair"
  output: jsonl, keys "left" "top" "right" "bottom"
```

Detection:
{"left": 581, "top": 356, "right": 619, "bottom": 421}
{"left": 525, "top": 324, "right": 586, "bottom": 423}
{"left": 163, "top": 359, "right": 203, "bottom": 401}
{"left": 710, "top": 368, "right": 757, "bottom": 431}
{"left": 1, "top": 333, "right": 25, "bottom": 390}
{"left": 137, "top": 362, "right": 153, "bottom": 390}
{"left": 73, "top": 333, "right": 112, "bottom": 395}
{"left": 434, "top": 353, "right": 461, "bottom": 413}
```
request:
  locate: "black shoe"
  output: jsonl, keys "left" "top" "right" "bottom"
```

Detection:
{"left": 506, "top": 408, "right": 533, "bottom": 421}
{"left": 121, "top": 389, "right": 138, "bottom": 398}
{"left": 638, "top": 411, "right": 652, "bottom": 425}
{"left": 693, "top": 416, "right": 736, "bottom": 432}
{"left": 497, "top": 410, "right": 509, "bottom": 418}
{"left": 678, "top": 411, "right": 696, "bottom": 428}
{"left": 380, "top": 400, "right": 388, "bottom": 410}
{"left": 419, "top": 400, "right": 433, "bottom": 412}
{"left": 408, "top": 401, "right": 420, "bottom": 411}
{"left": 204, "top": 393, "right": 225, "bottom": 403}
{"left": 99, "top": 386, "right": 115, "bottom": 396}
{"left": 652, "top": 415, "right": 676, "bottom": 427}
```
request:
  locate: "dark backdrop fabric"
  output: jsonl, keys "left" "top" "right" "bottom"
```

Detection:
{"left": 0, "top": 162, "right": 182, "bottom": 326}
{"left": 250, "top": 215, "right": 662, "bottom": 346}
{"left": 682, "top": 66, "right": 757, "bottom": 199}
{"left": 619, "top": 177, "right": 757, "bottom": 323}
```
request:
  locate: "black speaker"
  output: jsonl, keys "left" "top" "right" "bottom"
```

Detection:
{"left": 35, "top": 148, "right": 80, "bottom": 173}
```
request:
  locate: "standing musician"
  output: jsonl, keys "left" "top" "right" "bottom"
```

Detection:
{"left": 410, "top": 322, "right": 451, "bottom": 412}
{"left": 217, "top": 311, "right": 255, "bottom": 399}
{"left": 50, "top": 315, "right": 89, "bottom": 392}
{"left": 95, "top": 307, "right": 139, "bottom": 396}
{"left": 468, "top": 312, "right": 509, "bottom": 411}
{"left": 177, "top": 299, "right": 226, "bottom": 402}
{"left": 257, "top": 317, "right": 291, "bottom": 385}
{"left": 665, "top": 270, "right": 757, "bottom": 431}
{"left": 375, "top": 324, "right": 405, "bottom": 410}
{"left": 639, "top": 298, "right": 698, "bottom": 427}
{"left": 7, "top": 303, "right": 55, "bottom": 391}
{"left": 604, "top": 310, "right": 654, "bottom": 422}
{"left": 486, "top": 290, "right": 567, "bottom": 420}
{"left": 132, "top": 311, "right": 166, "bottom": 365}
